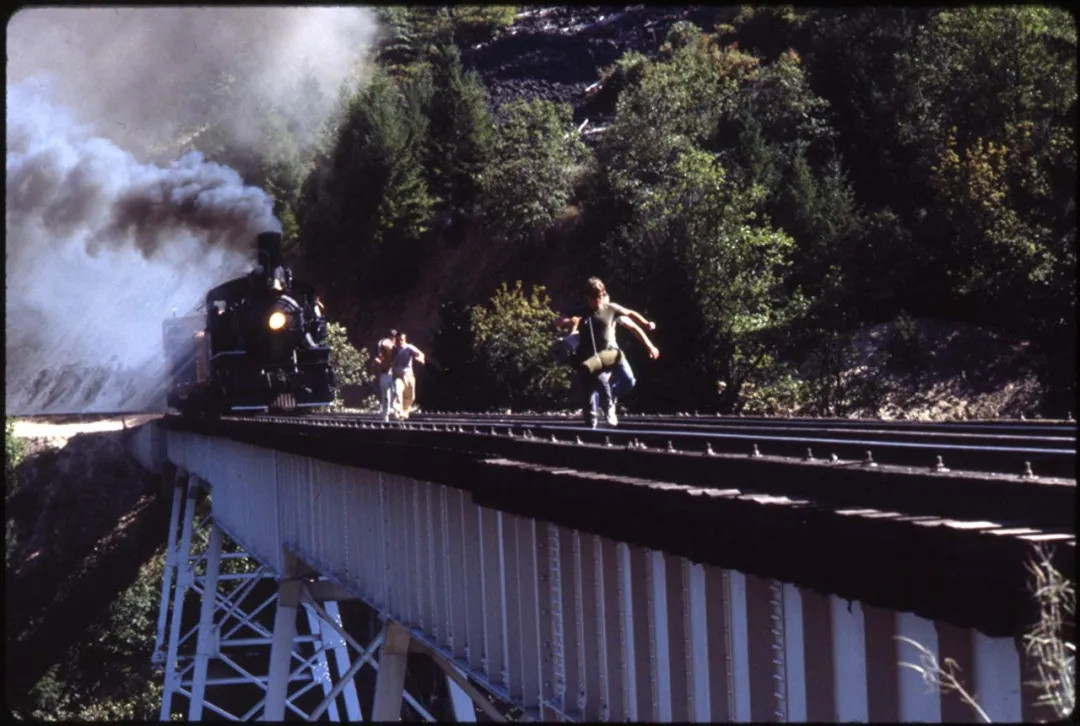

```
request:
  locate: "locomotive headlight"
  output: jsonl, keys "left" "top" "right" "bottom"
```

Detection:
{"left": 267, "top": 311, "right": 287, "bottom": 331}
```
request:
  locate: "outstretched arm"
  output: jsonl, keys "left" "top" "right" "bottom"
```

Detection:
{"left": 413, "top": 347, "right": 426, "bottom": 366}
{"left": 617, "top": 316, "right": 660, "bottom": 359}
{"left": 556, "top": 315, "right": 582, "bottom": 331}
{"left": 621, "top": 307, "right": 656, "bottom": 332}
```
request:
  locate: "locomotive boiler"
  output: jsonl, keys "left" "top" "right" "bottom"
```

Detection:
{"left": 163, "top": 231, "right": 335, "bottom": 416}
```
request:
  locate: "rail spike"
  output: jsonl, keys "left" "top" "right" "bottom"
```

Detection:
{"left": 1021, "top": 461, "right": 1035, "bottom": 479}
{"left": 750, "top": 443, "right": 761, "bottom": 458}
{"left": 863, "top": 450, "right": 878, "bottom": 468}
{"left": 933, "top": 455, "right": 950, "bottom": 473}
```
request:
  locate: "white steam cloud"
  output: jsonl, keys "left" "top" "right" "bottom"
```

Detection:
{"left": 5, "top": 7, "right": 379, "bottom": 414}
{"left": 6, "top": 6, "right": 379, "bottom": 159}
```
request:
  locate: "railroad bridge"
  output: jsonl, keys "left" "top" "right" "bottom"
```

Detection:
{"left": 124, "top": 413, "right": 1075, "bottom": 722}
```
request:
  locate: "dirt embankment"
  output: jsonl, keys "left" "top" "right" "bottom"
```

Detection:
{"left": 5, "top": 423, "right": 169, "bottom": 710}
{"left": 816, "top": 318, "right": 1053, "bottom": 420}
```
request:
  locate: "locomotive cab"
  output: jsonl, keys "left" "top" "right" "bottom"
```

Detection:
{"left": 162, "top": 313, "right": 211, "bottom": 415}
{"left": 164, "top": 231, "right": 336, "bottom": 416}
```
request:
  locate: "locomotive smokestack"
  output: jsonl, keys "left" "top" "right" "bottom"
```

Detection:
{"left": 256, "top": 231, "right": 284, "bottom": 273}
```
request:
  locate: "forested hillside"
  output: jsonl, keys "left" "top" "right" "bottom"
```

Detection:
{"left": 184, "top": 5, "right": 1077, "bottom": 417}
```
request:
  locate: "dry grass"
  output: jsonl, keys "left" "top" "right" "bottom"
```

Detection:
{"left": 896, "top": 635, "right": 992, "bottom": 723}
{"left": 896, "top": 545, "right": 1075, "bottom": 721}
{"left": 1023, "top": 546, "right": 1076, "bottom": 718}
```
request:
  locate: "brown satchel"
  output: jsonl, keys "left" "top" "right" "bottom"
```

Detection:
{"left": 579, "top": 316, "right": 622, "bottom": 374}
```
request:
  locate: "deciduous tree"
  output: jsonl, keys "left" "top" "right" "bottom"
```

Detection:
{"left": 469, "top": 281, "right": 571, "bottom": 409}
{"left": 478, "top": 100, "right": 587, "bottom": 245}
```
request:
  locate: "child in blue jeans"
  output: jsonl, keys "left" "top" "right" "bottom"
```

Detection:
{"left": 557, "top": 278, "right": 659, "bottom": 427}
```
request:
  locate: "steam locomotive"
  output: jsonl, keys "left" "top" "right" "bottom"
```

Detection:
{"left": 163, "top": 231, "right": 335, "bottom": 416}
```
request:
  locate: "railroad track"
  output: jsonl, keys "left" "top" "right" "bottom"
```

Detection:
{"left": 193, "top": 410, "right": 1075, "bottom": 480}
{"left": 164, "top": 410, "right": 1076, "bottom": 532}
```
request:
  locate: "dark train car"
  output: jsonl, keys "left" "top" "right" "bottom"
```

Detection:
{"left": 163, "top": 231, "right": 335, "bottom": 416}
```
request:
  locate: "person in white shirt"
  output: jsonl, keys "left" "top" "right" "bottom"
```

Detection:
{"left": 370, "top": 336, "right": 397, "bottom": 421}
{"left": 391, "top": 330, "right": 426, "bottom": 420}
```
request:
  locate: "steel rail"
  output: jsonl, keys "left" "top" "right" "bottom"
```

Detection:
{"left": 186, "top": 413, "right": 1076, "bottom": 483}
{"left": 410, "top": 415, "right": 1073, "bottom": 451}
{"left": 212, "top": 411, "right": 1075, "bottom": 479}
{"left": 413, "top": 411, "right": 1077, "bottom": 437}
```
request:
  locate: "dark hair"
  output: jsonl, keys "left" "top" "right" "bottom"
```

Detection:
{"left": 585, "top": 277, "right": 606, "bottom": 298}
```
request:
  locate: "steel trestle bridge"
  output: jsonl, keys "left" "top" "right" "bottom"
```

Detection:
{"left": 124, "top": 412, "right": 1075, "bottom": 721}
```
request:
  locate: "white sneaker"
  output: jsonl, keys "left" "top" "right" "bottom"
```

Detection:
{"left": 605, "top": 403, "right": 618, "bottom": 427}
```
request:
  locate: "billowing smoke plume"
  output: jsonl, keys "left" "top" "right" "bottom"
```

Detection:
{"left": 5, "top": 8, "right": 379, "bottom": 414}
{"left": 5, "top": 81, "right": 275, "bottom": 413}
{"left": 6, "top": 7, "right": 379, "bottom": 160}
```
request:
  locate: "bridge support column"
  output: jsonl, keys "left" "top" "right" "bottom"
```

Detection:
{"left": 371, "top": 620, "right": 412, "bottom": 720}
{"left": 188, "top": 523, "right": 223, "bottom": 720}
{"left": 448, "top": 674, "right": 478, "bottom": 721}
{"left": 152, "top": 468, "right": 186, "bottom": 665}
{"left": 263, "top": 576, "right": 303, "bottom": 721}
{"left": 160, "top": 472, "right": 200, "bottom": 720}
{"left": 304, "top": 599, "right": 364, "bottom": 721}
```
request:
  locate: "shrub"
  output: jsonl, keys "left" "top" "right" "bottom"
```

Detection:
{"left": 326, "top": 321, "right": 376, "bottom": 410}
{"left": 479, "top": 100, "right": 588, "bottom": 245}
{"left": 886, "top": 311, "right": 925, "bottom": 366}
{"left": 470, "top": 281, "right": 572, "bottom": 409}
{"left": 5, "top": 417, "right": 23, "bottom": 497}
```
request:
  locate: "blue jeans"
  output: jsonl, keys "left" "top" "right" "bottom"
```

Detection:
{"left": 589, "top": 346, "right": 635, "bottom": 413}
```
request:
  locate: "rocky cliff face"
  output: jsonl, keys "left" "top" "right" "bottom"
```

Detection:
{"left": 462, "top": 6, "right": 723, "bottom": 126}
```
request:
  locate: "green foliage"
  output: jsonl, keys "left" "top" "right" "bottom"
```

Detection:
{"left": 589, "top": 50, "right": 652, "bottom": 118}
{"left": 5, "top": 519, "right": 15, "bottom": 570}
{"left": 22, "top": 555, "right": 166, "bottom": 721}
{"left": 5, "top": 417, "right": 23, "bottom": 496}
{"left": 469, "top": 281, "right": 571, "bottom": 409}
{"left": 886, "top": 311, "right": 926, "bottom": 366}
{"left": 5, "top": 418, "right": 22, "bottom": 568}
{"left": 726, "top": 5, "right": 812, "bottom": 61}
{"left": 326, "top": 321, "right": 370, "bottom": 387}
{"left": 478, "top": 100, "right": 587, "bottom": 244}
{"left": 291, "top": 5, "right": 1074, "bottom": 413}
{"left": 603, "top": 34, "right": 730, "bottom": 198}
{"left": 298, "top": 67, "right": 436, "bottom": 309}
{"left": 374, "top": 7, "right": 450, "bottom": 77}
{"left": 668, "top": 151, "right": 807, "bottom": 410}
{"left": 604, "top": 142, "right": 805, "bottom": 411}
{"left": 423, "top": 42, "right": 496, "bottom": 225}
{"left": 448, "top": 5, "right": 519, "bottom": 46}
{"left": 737, "top": 369, "right": 811, "bottom": 416}
{"left": 326, "top": 321, "right": 374, "bottom": 410}
{"left": 896, "top": 7, "right": 1077, "bottom": 345}
{"left": 86, "top": 554, "right": 163, "bottom": 656}
{"left": 899, "top": 7, "right": 1076, "bottom": 157}
{"left": 375, "top": 6, "right": 517, "bottom": 76}
{"left": 427, "top": 299, "right": 484, "bottom": 411}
